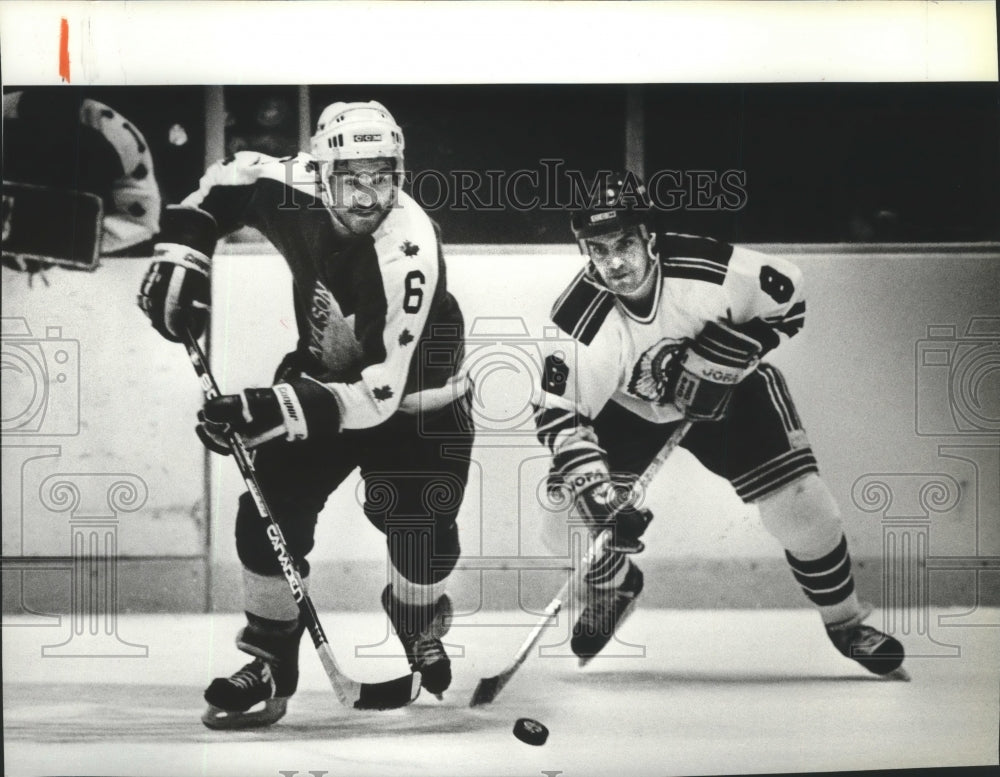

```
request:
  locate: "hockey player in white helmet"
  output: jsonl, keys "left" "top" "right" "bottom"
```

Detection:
{"left": 312, "top": 100, "right": 407, "bottom": 235}
{"left": 534, "top": 171, "right": 907, "bottom": 679}
{"left": 138, "top": 101, "right": 474, "bottom": 728}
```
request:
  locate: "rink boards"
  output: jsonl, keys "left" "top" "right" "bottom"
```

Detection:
{"left": 1, "top": 244, "right": 998, "bottom": 614}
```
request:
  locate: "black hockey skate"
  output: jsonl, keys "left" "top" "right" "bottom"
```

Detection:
{"left": 572, "top": 562, "right": 644, "bottom": 666}
{"left": 825, "top": 605, "right": 909, "bottom": 681}
{"left": 381, "top": 584, "right": 454, "bottom": 698}
{"left": 202, "top": 618, "right": 304, "bottom": 729}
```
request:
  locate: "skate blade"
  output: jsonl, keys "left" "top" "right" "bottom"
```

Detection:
{"left": 881, "top": 665, "right": 911, "bottom": 682}
{"left": 201, "top": 698, "right": 288, "bottom": 730}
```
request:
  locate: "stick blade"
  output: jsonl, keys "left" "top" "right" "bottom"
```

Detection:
{"left": 353, "top": 671, "right": 422, "bottom": 710}
{"left": 469, "top": 673, "right": 508, "bottom": 707}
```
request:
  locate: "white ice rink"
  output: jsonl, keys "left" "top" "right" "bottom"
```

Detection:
{"left": 4, "top": 607, "right": 998, "bottom": 777}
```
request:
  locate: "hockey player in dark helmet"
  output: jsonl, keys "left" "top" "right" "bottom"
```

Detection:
{"left": 534, "top": 170, "right": 907, "bottom": 678}
{"left": 138, "top": 101, "right": 474, "bottom": 728}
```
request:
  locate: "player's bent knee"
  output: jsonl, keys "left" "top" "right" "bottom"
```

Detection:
{"left": 756, "top": 473, "right": 843, "bottom": 556}
{"left": 386, "top": 520, "right": 460, "bottom": 585}
{"left": 235, "top": 493, "right": 316, "bottom": 577}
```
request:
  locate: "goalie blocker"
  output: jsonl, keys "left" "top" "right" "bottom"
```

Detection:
{"left": 2, "top": 182, "right": 103, "bottom": 271}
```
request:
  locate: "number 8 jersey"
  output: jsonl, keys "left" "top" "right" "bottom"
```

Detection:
{"left": 181, "top": 150, "right": 467, "bottom": 430}
{"left": 542, "top": 232, "right": 806, "bottom": 427}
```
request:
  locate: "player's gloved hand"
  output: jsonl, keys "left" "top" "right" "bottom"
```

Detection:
{"left": 575, "top": 482, "right": 653, "bottom": 554}
{"left": 548, "top": 435, "right": 652, "bottom": 554}
{"left": 137, "top": 206, "right": 216, "bottom": 343}
{"left": 670, "top": 320, "right": 762, "bottom": 421}
{"left": 195, "top": 378, "right": 341, "bottom": 455}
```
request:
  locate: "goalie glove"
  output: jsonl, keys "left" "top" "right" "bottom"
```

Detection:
{"left": 547, "top": 434, "right": 652, "bottom": 554}
{"left": 671, "top": 320, "right": 762, "bottom": 421}
{"left": 137, "top": 206, "right": 216, "bottom": 343}
{"left": 195, "top": 377, "right": 341, "bottom": 455}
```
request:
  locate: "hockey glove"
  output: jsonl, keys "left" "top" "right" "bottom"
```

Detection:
{"left": 137, "top": 206, "right": 216, "bottom": 343}
{"left": 195, "top": 377, "right": 341, "bottom": 455}
{"left": 548, "top": 435, "right": 652, "bottom": 554}
{"left": 671, "top": 320, "right": 762, "bottom": 421}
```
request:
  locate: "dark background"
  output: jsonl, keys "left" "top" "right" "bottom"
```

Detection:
{"left": 5, "top": 83, "right": 999, "bottom": 244}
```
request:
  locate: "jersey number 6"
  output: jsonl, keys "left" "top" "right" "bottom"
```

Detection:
{"left": 403, "top": 270, "right": 425, "bottom": 313}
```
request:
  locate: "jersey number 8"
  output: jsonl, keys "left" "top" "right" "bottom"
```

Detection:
{"left": 759, "top": 266, "right": 794, "bottom": 304}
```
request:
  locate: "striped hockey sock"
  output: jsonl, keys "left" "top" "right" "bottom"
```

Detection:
{"left": 785, "top": 534, "right": 861, "bottom": 625}
{"left": 584, "top": 549, "right": 628, "bottom": 589}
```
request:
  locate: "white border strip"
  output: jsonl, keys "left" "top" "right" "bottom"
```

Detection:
{"left": 1, "top": 1, "right": 997, "bottom": 86}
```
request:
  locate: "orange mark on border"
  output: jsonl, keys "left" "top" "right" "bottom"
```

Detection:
{"left": 59, "top": 18, "right": 70, "bottom": 82}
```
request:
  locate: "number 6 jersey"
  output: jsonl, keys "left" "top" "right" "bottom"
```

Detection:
{"left": 536, "top": 232, "right": 807, "bottom": 442}
{"left": 181, "top": 150, "right": 467, "bottom": 430}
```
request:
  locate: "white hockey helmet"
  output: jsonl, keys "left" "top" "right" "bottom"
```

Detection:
{"left": 310, "top": 100, "right": 405, "bottom": 171}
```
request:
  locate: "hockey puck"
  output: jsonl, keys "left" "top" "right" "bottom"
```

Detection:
{"left": 512, "top": 717, "right": 549, "bottom": 746}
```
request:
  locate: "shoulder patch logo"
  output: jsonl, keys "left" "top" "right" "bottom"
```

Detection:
{"left": 401, "top": 240, "right": 419, "bottom": 257}
{"left": 373, "top": 385, "right": 394, "bottom": 401}
{"left": 627, "top": 337, "right": 686, "bottom": 403}
{"left": 398, "top": 329, "right": 414, "bottom": 346}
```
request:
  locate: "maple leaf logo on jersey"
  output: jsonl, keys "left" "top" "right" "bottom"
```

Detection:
{"left": 627, "top": 337, "right": 686, "bottom": 403}
{"left": 373, "top": 385, "right": 394, "bottom": 401}
{"left": 398, "top": 329, "right": 414, "bottom": 346}
{"left": 401, "top": 240, "right": 419, "bottom": 257}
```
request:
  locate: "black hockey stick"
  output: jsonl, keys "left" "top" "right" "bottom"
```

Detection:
{"left": 183, "top": 329, "right": 421, "bottom": 710}
{"left": 469, "top": 419, "right": 694, "bottom": 707}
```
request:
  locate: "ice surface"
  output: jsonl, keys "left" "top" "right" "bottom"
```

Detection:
{"left": 4, "top": 608, "right": 998, "bottom": 776}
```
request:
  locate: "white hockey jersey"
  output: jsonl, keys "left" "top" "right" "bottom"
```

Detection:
{"left": 535, "top": 232, "right": 806, "bottom": 453}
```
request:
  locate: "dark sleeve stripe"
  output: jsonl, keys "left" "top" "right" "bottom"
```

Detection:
{"left": 774, "top": 319, "right": 804, "bottom": 338}
{"left": 765, "top": 301, "right": 806, "bottom": 323}
{"left": 655, "top": 233, "right": 735, "bottom": 265}
{"left": 654, "top": 232, "right": 733, "bottom": 286}
{"left": 765, "top": 300, "right": 806, "bottom": 339}
{"left": 534, "top": 407, "right": 579, "bottom": 450}
{"left": 660, "top": 257, "right": 728, "bottom": 285}
{"left": 551, "top": 272, "right": 616, "bottom": 345}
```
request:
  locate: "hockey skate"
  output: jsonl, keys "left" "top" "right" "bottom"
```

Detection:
{"left": 381, "top": 584, "right": 454, "bottom": 698}
{"left": 825, "top": 605, "right": 909, "bottom": 681}
{"left": 572, "top": 562, "right": 644, "bottom": 666}
{"left": 202, "top": 619, "right": 304, "bottom": 729}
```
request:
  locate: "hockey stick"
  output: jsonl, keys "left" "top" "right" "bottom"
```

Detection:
{"left": 183, "top": 329, "right": 421, "bottom": 710}
{"left": 469, "top": 419, "right": 694, "bottom": 707}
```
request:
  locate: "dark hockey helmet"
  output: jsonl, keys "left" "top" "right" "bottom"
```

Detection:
{"left": 569, "top": 171, "right": 652, "bottom": 242}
